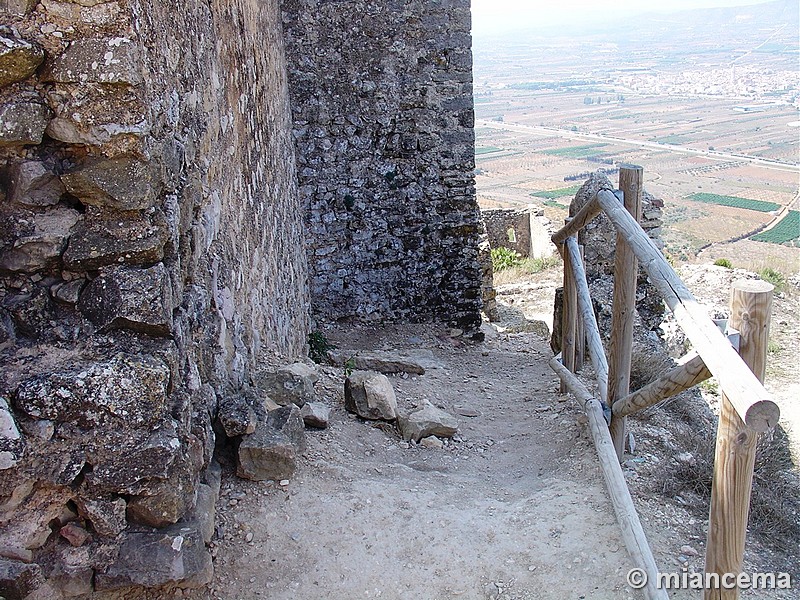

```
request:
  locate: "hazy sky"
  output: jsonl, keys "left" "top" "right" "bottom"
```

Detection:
{"left": 471, "top": 0, "right": 782, "bottom": 34}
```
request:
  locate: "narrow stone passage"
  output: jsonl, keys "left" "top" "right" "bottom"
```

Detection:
{"left": 183, "top": 325, "right": 642, "bottom": 600}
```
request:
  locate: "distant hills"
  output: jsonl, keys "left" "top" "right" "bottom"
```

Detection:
{"left": 474, "top": 0, "right": 799, "bottom": 48}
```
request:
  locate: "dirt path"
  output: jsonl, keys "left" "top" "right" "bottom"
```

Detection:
{"left": 88, "top": 262, "right": 798, "bottom": 600}
{"left": 185, "top": 323, "right": 643, "bottom": 600}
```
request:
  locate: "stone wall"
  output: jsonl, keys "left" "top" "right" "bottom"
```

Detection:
{"left": 282, "top": 0, "right": 483, "bottom": 333}
{"left": 0, "top": 0, "right": 308, "bottom": 594}
{"left": 482, "top": 207, "right": 533, "bottom": 257}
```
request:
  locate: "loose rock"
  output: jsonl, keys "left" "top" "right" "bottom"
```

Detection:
{"left": 420, "top": 435, "right": 444, "bottom": 449}
{"left": 398, "top": 401, "right": 458, "bottom": 442}
{"left": 237, "top": 405, "right": 306, "bottom": 481}
{"left": 254, "top": 363, "right": 318, "bottom": 407}
{"left": 329, "top": 350, "right": 427, "bottom": 375}
{"left": 344, "top": 370, "right": 398, "bottom": 421}
{"left": 218, "top": 389, "right": 258, "bottom": 438}
{"left": 300, "top": 402, "right": 330, "bottom": 429}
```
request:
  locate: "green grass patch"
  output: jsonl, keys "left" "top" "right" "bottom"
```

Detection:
{"left": 759, "top": 267, "right": 786, "bottom": 292}
{"left": 655, "top": 134, "right": 687, "bottom": 145}
{"left": 541, "top": 144, "right": 609, "bottom": 158}
{"left": 531, "top": 185, "right": 581, "bottom": 200}
{"left": 750, "top": 211, "right": 800, "bottom": 245}
{"left": 543, "top": 200, "right": 568, "bottom": 209}
{"left": 688, "top": 193, "right": 780, "bottom": 213}
{"left": 491, "top": 247, "right": 521, "bottom": 272}
{"left": 475, "top": 146, "right": 503, "bottom": 156}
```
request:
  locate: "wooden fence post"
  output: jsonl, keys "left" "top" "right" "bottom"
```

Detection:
{"left": 560, "top": 222, "right": 577, "bottom": 393}
{"left": 608, "top": 165, "right": 643, "bottom": 460}
{"left": 704, "top": 279, "right": 773, "bottom": 600}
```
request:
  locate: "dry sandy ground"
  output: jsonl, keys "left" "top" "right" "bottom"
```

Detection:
{"left": 184, "top": 322, "right": 644, "bottom": 600}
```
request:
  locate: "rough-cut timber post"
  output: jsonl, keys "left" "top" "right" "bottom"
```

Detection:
{"left": 595, "top": 190, "right": 779, "bottom": 432}
{"left": 575, "top": 245, "right": 586, "bottom": 372}
{"left": 704, "top": 279, "right": 773, "bottom": 600}
{"left": 561, "top": 223, "right": 577, "bottom": 393}
{"left": 608, "top": 166, "right": 643, "bottom": 459}
{"left": 549, "top": 357, "right": 669, "bottom": 600}
{"left": 613, "top": 354, "right": 711, "bottom": 417}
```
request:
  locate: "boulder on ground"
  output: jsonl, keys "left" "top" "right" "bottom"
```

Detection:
{"left": 398, "top": 401, "right": 458, "bottom": 442}
{"left": 254, "top": 363, "right": 317, "bottom": 407}
{"left": 344, "top": 371, "right": 397, "bottom": 421}
{"left": 300, "top": 402, "right": 329, "bottom": 429}
{"left": 217, "top": 389, "right": 258, "bottom": 438}
{"left": 329, "top": 351, "right": 426, "bottom": 375}
{"left": 237, "top": 405, "right": 305, "bottom": 481}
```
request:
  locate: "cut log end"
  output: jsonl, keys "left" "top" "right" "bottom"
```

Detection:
{"left": 744, "top": 399, "right": 781, "bottom": 432}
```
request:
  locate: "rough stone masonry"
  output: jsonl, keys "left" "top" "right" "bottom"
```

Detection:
{"left": 282, "top": 0, "right": 483, "bottom": 333}
{"left": 0, "top": 0, "right": 483, "bottom": 595}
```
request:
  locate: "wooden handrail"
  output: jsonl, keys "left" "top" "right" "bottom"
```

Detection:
{"left": 550, "top": 356, "right": 669, "bottom": 600}
{"left": 549, "top": 168, "right": 780, "bottom": 600}
{"left": 594, "top": 190, "right": 779, "bottom": 432}
{"left": 564, "top": 236, "right": 609, "bottom": 407}
{"left": 612, "top": 354, "right": 711, "bottom": 417}
{"left": 552, "top": 192, "right": 600, "bottom": 245}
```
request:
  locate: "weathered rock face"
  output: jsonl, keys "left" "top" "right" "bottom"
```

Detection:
{"left": 282, "top": 0, "right": 483, "bottom": 333}
{"left": 0, "top": 0, "right": 484, "bottom": 594}
{"left": 14, "top": 353, "right": 169, "bottom": 429}
{"left": 0, "top": 0, "right": 309, "bottom": 594}
{"left": 0, "top": 32, "right": 44, "bottom": 88}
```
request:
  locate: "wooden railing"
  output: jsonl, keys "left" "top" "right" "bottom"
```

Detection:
{"left": 549, "top": 165, "right": 780, "bottom": 600}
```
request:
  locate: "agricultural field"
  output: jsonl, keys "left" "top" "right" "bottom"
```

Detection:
{"left": 541, "top": 144, "right": 609, "bottom": 159}
{"left": 751, "top": 211, "right": 800, "bottom": 246}
{"left": 530, "top": 185, "right": 581, "bottom": 199}
{"left": 472, "top": 9, "right": 799, "bottom": 274}
{"left": 475, "top": 146, "right": 503, "bottom": 155}
{"left": 687, "top": 193, "right": 781, "bottom": 213}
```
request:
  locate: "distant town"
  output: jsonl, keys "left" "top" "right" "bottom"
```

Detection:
{"left": 472, "top": 0, "right": 799, "bottom": 270}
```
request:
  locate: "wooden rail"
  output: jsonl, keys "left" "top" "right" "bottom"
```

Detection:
{"left": 548, "top": 166, "right": 780, "bottom": 600}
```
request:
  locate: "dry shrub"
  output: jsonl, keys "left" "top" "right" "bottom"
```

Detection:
{"left": 651, "top": 394, "right": 800, "bottom": 562}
